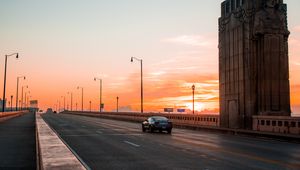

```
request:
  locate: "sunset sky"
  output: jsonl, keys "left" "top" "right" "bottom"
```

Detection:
{"left": 0, "top": 0, "right": 299, "bottom": 114}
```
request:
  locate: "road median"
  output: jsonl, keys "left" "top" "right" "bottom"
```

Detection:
{"left": 36, "top": 113, "right": 86, "bottom": 170}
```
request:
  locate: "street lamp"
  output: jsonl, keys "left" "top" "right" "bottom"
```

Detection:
{"left": 67, "top": 92, "right": 73, "bottom": 111}
{"left": 131, "top": 56, "right": 143, "bottom": 113}
{"left": 2, "top": 53, "right": 19, "bottom": 112}
{"left": 89, "top": 101, "right": 92, "bottom": 112}
{"left": 192, "top": 84, "right": 195, "bottom": 114}
{"left": 116, "top": 96, "right": 119, "bottom": 113}
{"left": 25, "top": 90, "right": 30, "bottom": 109}
{"left": 58, "top": 99, "right": 61, "bottom": 113}
{"left": 94, "top": 77, "right": 103, "bottom": 112}
{"left": 10, "top": 95, "right": 13, "bottom": 111}
{"left": 27, "top": 95, "right": 31, "bottom": 108}
{"left": 77, "top": 86, "right": 84, "bottom": 111}
{"left": 21, "top": 85, "right": 28, "bottom": 110}
{"left": 16, "top": 76, "right": 25, "bottom": 111}
{"left": 61, "top": 96, "right": 65, "bottom": 111}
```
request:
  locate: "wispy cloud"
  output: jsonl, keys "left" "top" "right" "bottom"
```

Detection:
{"left": 162, "top": 35, "right": 215, "bottom": 48}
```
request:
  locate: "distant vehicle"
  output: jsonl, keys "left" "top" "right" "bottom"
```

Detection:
{"left": 37, "top": 110, "right": 43, "bottom": 114}
{"left": 142, "top": 116, "right": 172, "bottom": 134}
{"left": 46, "top": 108, "right": 53, "bottom": 113}
{"left": 53, "top": 111, "right": 57, "bottom": 114}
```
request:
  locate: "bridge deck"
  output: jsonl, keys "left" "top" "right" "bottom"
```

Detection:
{"left": 43, "top": 113, "right": 300, "bottom": 170}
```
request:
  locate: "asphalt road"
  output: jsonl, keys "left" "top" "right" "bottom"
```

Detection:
{"left": 0, "top": 112, "right": 36, "bottom": 169}
{"left": 42, "top": 113, "right": 300, "bottom": 170}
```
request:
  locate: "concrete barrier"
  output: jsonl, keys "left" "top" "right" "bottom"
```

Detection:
{"left": 0, "top": 111, "right": 27, "bottom": 122}
{"left": 36, "top": 113, "right": 86, "bottom": 170}
{"left": 63, "top": 111, "right": 300, "bottom": 142}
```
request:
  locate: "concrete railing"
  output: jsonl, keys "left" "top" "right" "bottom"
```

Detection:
{"left": 253, "top": 115, "right": 300, "bottom": 135}
{"left": 62, "top": 111, "right": 219, "bottom": 127}
{"left": 0, "top": 111, "right": 27, "bottom": 122}
{"left": 63, "top": 111, "right": 300, "bottom": 142}
{"left": 36, "top": 113, "right": 86, "bottom": 170}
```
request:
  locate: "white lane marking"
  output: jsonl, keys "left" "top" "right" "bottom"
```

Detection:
{"left": 109, "top": 133, "right": 142, "bottom": 136}
{"left": 124, "top": 140, "right": 140, "bottom": 147}
{"left": 96, "top": 130, "right": 103, "bottom": 134}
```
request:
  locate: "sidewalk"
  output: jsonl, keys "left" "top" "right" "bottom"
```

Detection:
{"left": 0, "top": 112, "right": 36, "bottom": 169}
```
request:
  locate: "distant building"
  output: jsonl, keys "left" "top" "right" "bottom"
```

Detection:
{"left": 219, "top": 0, "right": 291, "bottom": 129}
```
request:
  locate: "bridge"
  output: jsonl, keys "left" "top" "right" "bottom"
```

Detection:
{"left": 0, "top": 111, "right": 300, "bottom": 169}
{"left": 1, "top": 0, "right": 300, "bottom": 169}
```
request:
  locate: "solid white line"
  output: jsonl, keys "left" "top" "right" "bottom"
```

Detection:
{"left": 124, "top": 140, "right": 140, "bottom": 147}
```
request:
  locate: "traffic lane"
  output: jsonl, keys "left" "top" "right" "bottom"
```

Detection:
{"left": 43, "top": 113, "right": 239, "bottom": 170}
{"left": 43, "top": 113, "right": 300, "bottom": 170}
{"left": 0, "top": 112, "right": 36, "bottom": 169}
{"left": 61, "top": 114, "right": 300, "bottom": 169}
{"left": 61, "top": 113, "right": 300, "bottom": 167}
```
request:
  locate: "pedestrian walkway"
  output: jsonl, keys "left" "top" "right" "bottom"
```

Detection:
{"left": 0, "top": 112, "right": 36, "bottom": 169}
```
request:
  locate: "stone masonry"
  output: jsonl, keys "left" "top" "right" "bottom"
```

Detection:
{"left": 219, "top": 0, "right": 291, "bottom": 129}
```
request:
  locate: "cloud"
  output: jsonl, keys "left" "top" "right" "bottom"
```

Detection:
{"left": 162, "top": 35, "right": 216, "bottom": 48}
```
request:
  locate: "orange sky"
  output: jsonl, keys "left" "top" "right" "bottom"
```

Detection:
{"left": 0, "top": 1, "right": 299, "bottom": 114}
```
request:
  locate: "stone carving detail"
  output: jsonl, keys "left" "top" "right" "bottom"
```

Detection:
{"left": 254, "top": 0, "right": 289, "bottom": 37}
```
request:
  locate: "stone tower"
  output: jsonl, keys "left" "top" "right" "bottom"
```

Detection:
{"left": 219, "top": 0, "right": 291, "bottom": 129}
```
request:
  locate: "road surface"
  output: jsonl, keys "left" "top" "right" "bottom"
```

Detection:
{"left": 42, "top": 113, "right": 300, "bottom": 170}
{"left": 0, "top": 113, "right": 36, "bottom": 169}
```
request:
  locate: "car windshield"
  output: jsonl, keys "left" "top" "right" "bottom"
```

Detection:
{"left": 152, "top": 117, "right": 168, "bottom": 122}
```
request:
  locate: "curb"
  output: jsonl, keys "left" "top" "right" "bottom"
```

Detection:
{"left": 36, "top": 113, "right": 86, "bottom": 170}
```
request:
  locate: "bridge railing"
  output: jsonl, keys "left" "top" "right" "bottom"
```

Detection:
{"left": 253, "top": 115, "right": 300, "bottom": 135}
{"left": 63, "top": 111, "right": 220, "bottom": 127}
{"left": 0, "top": 111, "right": 28, "bottom": 121}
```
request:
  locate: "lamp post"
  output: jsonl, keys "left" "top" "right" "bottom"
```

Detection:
{"left": 2, "top": 53, "right": 19, "bottom": 112}
{"left": 10, "top": 95, "right": 13, "bottom": 111}
{"left": 94, "top": 77, "right": 103, "bottom": 112}
{"left": 27, "top": 95, "right": 31, "bottom": 108}
{"left": 16, "top": 76, "right": 25, "bottom": 111}
{"left": 116, "top": 96, "right": 119, "bottom": 113}
{"left": 76, "top": 102, "right": 78, "bottom": 111}
{"left": 25, "top": 91, "right": 30, "bottom": 109}
{"left": 21, "top": 85, "right": 28, "bottom": 110}
{"left": 89, "top": 101, "right": 92, "bottom": 112}
{"left": 56, "top": 100, "right": 58, "bottom": 112}
{"left": 61, "top": 96, "right": 65, "bottom": 111}
{"left": 130, "top": 57, "right": 143, "bottom": 113}
{"left": 67, "top": 92, "right": 73, "bottom": 111}
{"left": 77, "top": 86, "right": 83, "bottom": 111}
{"left": 192, "top": 84, "right": 195, "bottom": 114}
{"left": 59, "top": 99, "right": 61, "bottom": 113}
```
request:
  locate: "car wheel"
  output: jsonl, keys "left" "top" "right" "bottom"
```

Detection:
{"left": 142, "top": 126, "right": 146, "bottom": 132}
{"left": 149, "top": 126, "right": 154, "bottom": 133}
{"left": 159, "top": 129, "right": 162, "bottom": 133}
{"left": 167, "top": 129, "right": 172, "bottom": 134}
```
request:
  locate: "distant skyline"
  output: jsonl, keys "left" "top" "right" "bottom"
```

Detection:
{"left": 0, "top": 0, "right": 299, "bottom": 114}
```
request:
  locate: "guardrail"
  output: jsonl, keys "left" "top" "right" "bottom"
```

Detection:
{"left": 62, "top": 111, "right": 219, "bottom": 127}
{"left": 0, "top": 111, "right": 27, "bottom": 122}
{"left": 63, "top": 111, "right": 300, "bottom": 142}
{"left": 253, "top": 115, "right": 300, "bottom": 135}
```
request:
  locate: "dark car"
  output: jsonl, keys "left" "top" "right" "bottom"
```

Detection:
{"left": 142, "top": 116, "right": 172, "bottom": 134}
